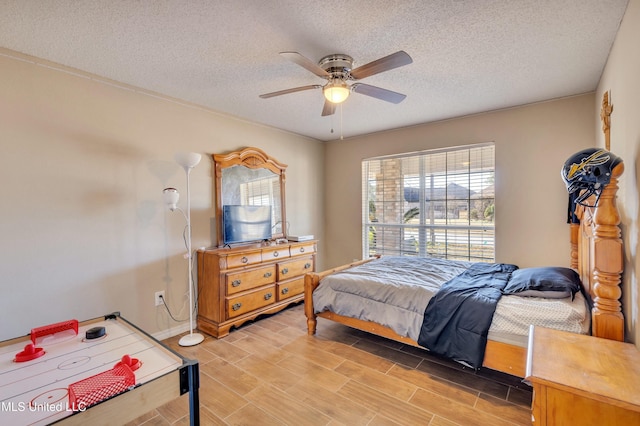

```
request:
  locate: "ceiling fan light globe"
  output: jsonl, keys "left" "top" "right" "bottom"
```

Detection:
{"left": 323, "top": 84, "right": 350, "bottom": 104}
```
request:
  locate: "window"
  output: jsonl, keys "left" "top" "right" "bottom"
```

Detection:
{"left": 241, "top": 176, "right": 279, "bottom": 206}
{"left": 240, "top": 175, "right": 281, "bottom": 229}
{"left": 362, "top": 143, "right": 495, "bottom": 262}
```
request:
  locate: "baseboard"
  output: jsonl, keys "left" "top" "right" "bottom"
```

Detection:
{"left": 151, "top": 323, "right": 191, "bottom": 341}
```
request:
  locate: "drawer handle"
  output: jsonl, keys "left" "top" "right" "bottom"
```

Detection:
{"left": 304, "top": 263, "right": 311, "bottom": 269}
{"left": 264, "top": 293, "right": 273, "bottom": 300}
{"left": 232, "top": 302, "right": 242, "bottom": 311}
{"left": 299, "top": 247, "right": 305, "bottom": 253}
{"left": 232, "top": 279, "right": 242, "bottom": 287}
{"left": 281, "top": 287, "right": 289, "bottom": 295}
{"left": 273, "top": 251, "right": 279, "bottom": 257}
{"left": 281, "top": 268, "right": 289, "bottom": 275}
{"left": 264, "top": 272, "right": 272, "bottom": 278}
{"left": 241, "top": 256, "right": 248, "bottom": 264}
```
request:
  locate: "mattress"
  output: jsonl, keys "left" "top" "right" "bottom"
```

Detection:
{"left": 312, "top": 256, "right": 590, "bottom": 347}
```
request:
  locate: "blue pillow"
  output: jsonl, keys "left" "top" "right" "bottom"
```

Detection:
{"left": 503, "top": 267, "right": 581, "bottom": 299}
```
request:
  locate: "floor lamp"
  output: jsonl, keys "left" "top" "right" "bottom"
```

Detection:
{"left": 163, "top": 152, "right": 204, "bottom": 347}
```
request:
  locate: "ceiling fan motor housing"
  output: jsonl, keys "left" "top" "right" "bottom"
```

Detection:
{"left": 319, "top": 54, "right": 354, "bottom": 80}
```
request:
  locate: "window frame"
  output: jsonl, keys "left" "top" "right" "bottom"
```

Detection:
{"left": 362, "top": 142, "right": 495, "bottom": 262}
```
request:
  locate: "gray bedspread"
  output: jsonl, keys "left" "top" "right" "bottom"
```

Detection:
{"left": 313, "top": 256, "right": 471, "bottom": 340}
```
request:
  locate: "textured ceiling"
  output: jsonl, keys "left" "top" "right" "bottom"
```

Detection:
{"left": 0, "top": 0, "right": 629, "bottom": 141}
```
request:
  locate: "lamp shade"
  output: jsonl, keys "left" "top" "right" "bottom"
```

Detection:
{"left": 174, "top": 152, "right": 202, "bottom": 169}
{"left": 323, "top": 82, "right": 350, "bottom": 104}
{"left": 163, "top": 187, "right": 180, "bottom": 211}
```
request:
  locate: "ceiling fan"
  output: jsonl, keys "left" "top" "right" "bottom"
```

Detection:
{"left": 259, "top": 51, "right": 413, "bottom": 116}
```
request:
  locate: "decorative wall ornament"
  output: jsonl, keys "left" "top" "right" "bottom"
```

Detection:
{"left": 600, "top": 91, "right": 613, "bottom": 151}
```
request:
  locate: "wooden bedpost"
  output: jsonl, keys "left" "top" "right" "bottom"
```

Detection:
{"left": 569, "top": 222, "right": 579, "bottom": 271}
{"left": 304, "top": 273, "right": 319, "bottom": 335}
{"left": 590, "top": 162, "right": 624, "bottom": 341}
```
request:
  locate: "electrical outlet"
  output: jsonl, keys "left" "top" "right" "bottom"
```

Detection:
{"left": 154, "top": 291, "right": 165, "bottom": 307}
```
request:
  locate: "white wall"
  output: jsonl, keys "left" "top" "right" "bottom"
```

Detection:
{"left": 323, "top": 95, "right": 594, "bottom": 269}
{"left": 597, "top": 0, "right": 640, "bottom": 345}
{"left": 0, "top": 49, "right": 324, "bottom": 341}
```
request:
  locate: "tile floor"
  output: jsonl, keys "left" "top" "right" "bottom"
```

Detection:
{"left": 128, "top": 303, "right": 532, "bottom": 425}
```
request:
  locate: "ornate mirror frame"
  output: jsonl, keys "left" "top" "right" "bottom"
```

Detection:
{"left": 213, "top": 147, "right": 287, "bottom": 247}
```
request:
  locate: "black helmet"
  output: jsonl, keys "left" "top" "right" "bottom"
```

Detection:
{"left": 561, "top": 148, "right": 622, "bottom": 207}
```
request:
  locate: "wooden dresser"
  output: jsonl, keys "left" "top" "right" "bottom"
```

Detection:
{"left": 196, "top": 240, "right": 316, "bottom": 338}
{"left": 526, "top": 326, "right": 640, "bottom": 425}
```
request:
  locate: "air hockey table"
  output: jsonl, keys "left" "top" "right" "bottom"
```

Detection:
{"left": 0, "top": 312, "right": 199, "bottom": 425}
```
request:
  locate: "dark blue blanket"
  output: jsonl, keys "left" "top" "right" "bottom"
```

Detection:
{"left": 417, "top": 262, "right": 518, "bottom": 369}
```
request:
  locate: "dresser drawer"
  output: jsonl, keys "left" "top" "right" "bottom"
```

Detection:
{"left": 277, "top": 257, "right": 314, "bottom": 281}
{"left": 225, "top": 250, "right": 262, "bottom": 268}
{"left": 290, "top": 242, "right": 316, "bottom": 257}
{"left": 277, "top": 277, "right": 304, "bottom": 301}
{"left": 226, "top": 286, "right": 276, "bottom": 319}
{"left": 226, "top": 265, "right": 277, "bottom": 295}
{"left": 262, "top": 246, "right": 291, "bottom": 262}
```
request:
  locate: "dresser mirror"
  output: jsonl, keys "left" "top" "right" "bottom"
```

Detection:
{"left": 213, "top": 147, "right": 287, "bottom": 247}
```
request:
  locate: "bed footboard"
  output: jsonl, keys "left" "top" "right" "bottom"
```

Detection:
{"left": 304, "top": 257, "right": 379, "bottom": 336}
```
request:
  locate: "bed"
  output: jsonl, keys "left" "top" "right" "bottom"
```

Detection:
{"left": 304, "top": 162, "right": 624, "bottom": 378}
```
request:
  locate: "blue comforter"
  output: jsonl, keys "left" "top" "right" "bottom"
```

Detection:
{"left": 417, "top": 262, "right": 518, "bottom": 369}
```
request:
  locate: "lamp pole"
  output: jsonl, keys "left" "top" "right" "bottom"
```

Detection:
{"left": 174, "top": 152, "right": 204, "bottom": 347}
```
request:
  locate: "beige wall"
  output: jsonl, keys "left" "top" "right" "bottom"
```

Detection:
{"left": 597, "top": 0, "right": 640, "bottom": 345}
{"left": 0, "top": 49, "right": 324, "bottom": 341}
{"left": 324, "top": 95, "right": 594, "bottom": 269}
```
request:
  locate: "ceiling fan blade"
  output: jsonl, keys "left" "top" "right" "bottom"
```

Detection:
{"left": 259, "top": 85, "right": 321, "bottom": 99}
{"left": 280, "top": 52, "right": 330, "bottom": 78}
{"left": 351, "top": 83, "right": 407, "bottom": 104}
{"left": 350, "top": 51, "right": 413, "bottom": 80}
{"left": 321, "top": 99, "right": 336, "bottom": 116}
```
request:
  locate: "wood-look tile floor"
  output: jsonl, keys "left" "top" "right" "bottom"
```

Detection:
{"left": 127, "top": 304, "right": 532, "bottom": 425}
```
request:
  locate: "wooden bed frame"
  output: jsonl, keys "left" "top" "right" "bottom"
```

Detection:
{"left": 304, "top": 162, "right": 625, "bottom": 378}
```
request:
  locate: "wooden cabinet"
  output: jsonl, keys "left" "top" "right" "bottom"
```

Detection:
{"left": 197, "top": 241, "right": 316, "bottom": 338}
{"left": 526, "top": 326, "right": 640, "bottom": 425}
